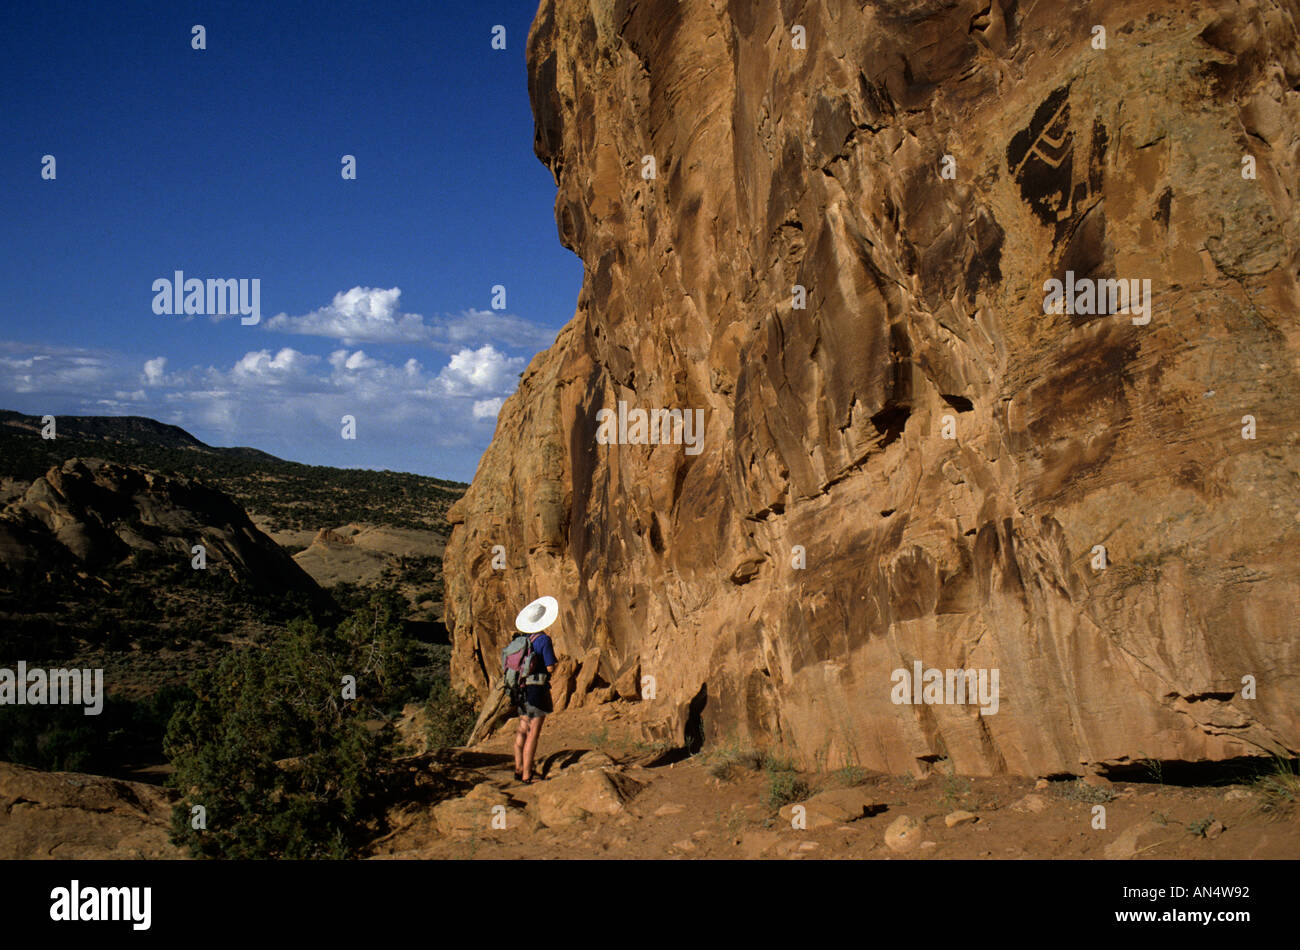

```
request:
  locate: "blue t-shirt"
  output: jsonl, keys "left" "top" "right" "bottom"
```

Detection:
{"left": 521, "top": 633, "right": 557, "bottom": 711}
{"left": 528, "top": 632, "right": 557, "bottom": 670}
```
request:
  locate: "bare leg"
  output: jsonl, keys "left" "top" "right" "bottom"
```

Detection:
{"left": 514, "top": 717, "right": 529, "bottom": 774}
{"left": 522, "top": 716, "right": 545, "bottom": 780}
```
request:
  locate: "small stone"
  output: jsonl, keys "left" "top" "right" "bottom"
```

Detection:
{"left": 798, "top": 841, "right": 819, "bottom": 851}
{"left": 1205, "top": 820, "right": 1226, "bottom": 839}
{"left": 1034, "top": 778, "right": 1049, "bottom": 790}
{"left": 884, "top": 815, "right": 921, "bottom": 853}
{"left": 920, "top": 840, "right": 938, "bottom": 850}
{"left": 945, "top": 810, "right": 978, "bottom": 828}
{"left": 1224, "top": 788, "right": 1251, "bottom": 802}
{"left": 1104, "top": 819, "right": 1164, "bottom": 860}
{"left": 1011, "top": 793, "right": 1048, "bottom": 814}
{"left": 738, "top": 830, "right": 780, "bottom": 858}
{"left": 671, "top": 838, "right": 695, "bottom": 852}
{"left": 654, "top": 803, "right": 686, "bottom": 817}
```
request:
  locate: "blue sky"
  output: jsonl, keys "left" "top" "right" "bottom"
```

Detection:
{"left": 0, "top": 0, "right": 580, "bottom": 483}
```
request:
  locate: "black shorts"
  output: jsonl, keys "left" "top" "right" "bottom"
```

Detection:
{"left": 517, "top": 684, "right": 552, "bottom": 719}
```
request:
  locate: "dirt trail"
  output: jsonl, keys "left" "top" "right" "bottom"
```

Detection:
{"left": 369, "top": 705, "right": 1300, "bottom": 860}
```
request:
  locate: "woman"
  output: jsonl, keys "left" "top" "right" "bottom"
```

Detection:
{"left": 512, "top": 596, "right": 559, "bottom": 784}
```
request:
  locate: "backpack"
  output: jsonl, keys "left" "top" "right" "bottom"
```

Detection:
{"left": 501, "top": 632, "right": 547, "bottom": 705}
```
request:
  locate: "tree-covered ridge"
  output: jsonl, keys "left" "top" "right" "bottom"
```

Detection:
{"left": 0, "top": 412, "right": 466, "bottom": 532}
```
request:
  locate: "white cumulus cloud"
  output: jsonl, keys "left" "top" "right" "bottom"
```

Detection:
{"left": 473, "top": 397, "right": 505, "bottom": 420}
{"left": 264, "top": 287, "right": 558, "bottom": 351}
{"left": 436, "top": 345, "right": 524, "bottom": 396}
{"left": 265, "top": 287, "right": 429, "bottom": 345}
{"left": 231, "top": 348, "right": 321, "bottom": 386}
{"left": 143, "top": 357, "right": 167, "bottom": 386}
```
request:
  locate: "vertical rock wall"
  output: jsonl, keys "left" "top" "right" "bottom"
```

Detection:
{"left": 445, "top": 0, "right": 1300, "bottom": 775}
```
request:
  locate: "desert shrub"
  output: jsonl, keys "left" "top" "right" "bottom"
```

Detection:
{"left": 424, "top": 679, "right": 478, "bottom": 750}
{"left": 164, "top": 593, "right": 414, "bottom": 858}
{"left": 835, "top": 765, "right": 868, "bottom": 787}
{"left": 332, "top": 587, "right": 415, "bottom": 711}
{"left": 0, "top": 685, "right": 193, "bottom": 775}
{"left": 1055, "top": 777, "right": 1115, "bottom": 804}
{"left": 706, "top": 745, "right": 764, "bottom": 781}
{"left": 1253, "top": 755, "right": 1300, "bottom": 816}
{"left": 762, "top": 756, "right": 809, "bottom": 809}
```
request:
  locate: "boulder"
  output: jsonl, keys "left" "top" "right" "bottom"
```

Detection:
{"left": 431, "top": 782, "right": 516, "bottom": 837}
{"left": 612, "top": 656, "right": 641, "bottom": 701}
{"left": 779, "top": 787, "right": 883, "bottom": 828}
{"left": 0, "top": 762, "right": 181, "bottom": 860}
{"left": 1011, "top": 794, "right": 1049, "bottom": 814}
{"left": 1104, "top": 819, "right": 1168, "bottom": 860}
{"left": 465, "top": 685, "right": 513, "bottom": 747}
{"left": 528, "top": 768, "right": 644, "bottom": 828}
{"left": 884, "top": 815, "right": 922, "bottom": 854}
{"left": 548, "top": 655, "right": 580, "bottom": 712}
{"left": 570, "top": 647, "right": 605, "bottom": 708}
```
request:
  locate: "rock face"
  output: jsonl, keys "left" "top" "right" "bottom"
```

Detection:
{"left": 445, "top": 0, "right": 1300, "bottom": 775}
{"left": 0, "top": 456, "right": 323, "bottom": 600}
{"left": 0, "top": 762, "right": 181, "bottom": 859}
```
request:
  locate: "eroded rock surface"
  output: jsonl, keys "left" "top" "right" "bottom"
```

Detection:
{"left": 0, "top": 763, "right": 181, "bottom": 859}
{"left": 446, "top": 0, "right": 1300, "bottom": 775}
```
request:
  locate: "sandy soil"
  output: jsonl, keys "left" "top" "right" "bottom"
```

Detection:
{"left": 370, "top": 703, "right": 1300, "bottom": 860}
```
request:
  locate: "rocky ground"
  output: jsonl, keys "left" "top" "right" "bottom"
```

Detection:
{"left": 3, "top": 697, "right": 1295, "bottom": 860}
{"left": 0, "top": 762, "right": 178, "bottom": 859}
{"left": 369, "top": 704, "right": 1300, "bottom": 860}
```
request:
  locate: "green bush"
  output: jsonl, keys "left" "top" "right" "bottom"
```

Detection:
{"left": 424, "top": 679, "right": 478, "bottom": 750}
{"left": 0, "top": 685, "right": 194, "bottom": 775}
{"left": 163, "top": 593, "right": 415, "bottom": 858}
{"left": 762, "top": 756, "right": 810, "bottom": 809}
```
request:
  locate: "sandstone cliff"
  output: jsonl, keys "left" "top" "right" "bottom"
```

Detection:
{"left": 445, "top": 0, "right": 1300, "bottom": 776}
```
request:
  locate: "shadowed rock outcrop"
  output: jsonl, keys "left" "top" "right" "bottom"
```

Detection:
{"left": 0, "top": 762, "right": 181, "bottom": 859}
{"left": 446, "top": 0, "right": 1300, "bottom": 775}
{"left": 0, "top": 456, "right": 325, "bottom": 602}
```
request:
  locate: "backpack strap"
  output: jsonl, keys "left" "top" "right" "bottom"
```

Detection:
{"left": 524, "top": 633, "right": 549, "bottom": 686}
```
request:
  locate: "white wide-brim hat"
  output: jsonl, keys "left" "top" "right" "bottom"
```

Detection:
{"left": 515, "top": 595, "right": 559, "bottom": 634}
